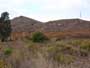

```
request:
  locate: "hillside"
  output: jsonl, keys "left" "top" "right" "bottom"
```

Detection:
{"left": 11, "top": 17, "right": 90, "bottom": 39}
{"left": 43, "top": 19, "right": 90, "bottom": 32}
{"left": 41, "top": 19, "right": 90, "bottom": 38}
{"left": 11, "top": 17, "right": 90, "bottom": 32}
{"left": 11, "top": 16, "right": 43, "bottom": 32}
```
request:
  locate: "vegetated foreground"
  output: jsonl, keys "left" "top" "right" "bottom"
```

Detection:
{"left": 0, "top": 38, "right": 90, "bottom": 68}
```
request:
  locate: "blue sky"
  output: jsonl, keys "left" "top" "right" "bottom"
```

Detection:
{"left": 0, "top": 0, "right": 90, "bottom": 22}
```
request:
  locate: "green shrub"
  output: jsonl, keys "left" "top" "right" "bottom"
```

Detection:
{"left": 31, "top": 32, "right": 48, "bottom": 42}
{"left": 4, "top": 48, "right": 12, "bottom": 55}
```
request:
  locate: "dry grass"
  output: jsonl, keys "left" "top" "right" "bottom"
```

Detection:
{"left": 0, "top": 39, "right": 90, "bottom": 68}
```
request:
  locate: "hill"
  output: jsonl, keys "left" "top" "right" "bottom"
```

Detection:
{"left": 11, "top": 16, "right": 43, "bottom": 32}
{"left": 43, "top": 19, "right": 90, "bottom": 32}
{"left": 11, "top": 17, "right": 90, "bottom": 39}
{"left": 41, "top": 19, "right": 90, "bottom": 38}
{"left": 11, "top": 17, "right": 90, "bottom": 32}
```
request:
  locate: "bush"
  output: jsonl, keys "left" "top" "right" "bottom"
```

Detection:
{"left": 31, "top": 32, "right": 48, "bottom": 42}
{"left": 53, "top": 53, "right": 75, "bottom": 64}
{"left": 4, "top": 48, "right": 12, "bottom": 55}
{"left": 80, "top": 41, "right": 90, "bottom": 51}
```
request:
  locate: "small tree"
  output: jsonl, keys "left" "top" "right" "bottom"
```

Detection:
{"left": 0, "top": 12, "right": 12, "bottom": 42}
{"left": 32, "top": 32, "right": 48, "bottom": 42}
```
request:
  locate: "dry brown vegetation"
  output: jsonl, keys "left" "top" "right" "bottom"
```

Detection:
{"left": 0, "top": 38, "right": 90, "bottom": 68}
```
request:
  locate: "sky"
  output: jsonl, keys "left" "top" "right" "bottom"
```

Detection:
{"left": 0, "top": 0, "right": 90, "bottom": 22}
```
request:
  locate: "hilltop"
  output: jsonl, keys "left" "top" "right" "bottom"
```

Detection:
{"left": 11, "top": 16, "right": 43, "bottom": 32}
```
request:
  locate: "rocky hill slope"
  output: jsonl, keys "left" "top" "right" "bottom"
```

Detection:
{"left": 43, "top": 19, "right": 90, "bottom": 32}
{"left": 11, "top": 16, "right": 43, "bottom": 32}
{"left": 11, "top": 17, "right": 90, "bottom": 32}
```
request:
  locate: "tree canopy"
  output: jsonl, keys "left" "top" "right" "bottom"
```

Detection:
{"left": 0, "top": 12, "right": 12, "bottom": 42}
